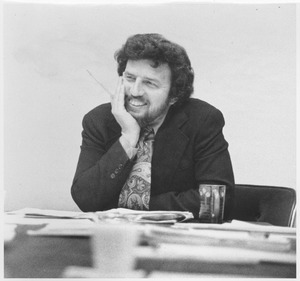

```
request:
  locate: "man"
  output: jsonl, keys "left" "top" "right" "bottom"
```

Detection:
{"left": 71, "top": 33, "right": 235, "bottom": 220}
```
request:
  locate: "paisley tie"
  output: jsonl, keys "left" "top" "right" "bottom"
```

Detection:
{"left": 118, "top": 127, "right": 155, "bottom": 210}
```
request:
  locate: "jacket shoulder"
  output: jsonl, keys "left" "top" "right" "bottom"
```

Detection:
{"left": 84, "top": 103, "right": 112, "bottom": 120}
{"left": 183, "top": 98, "right": 223, "bottom": 121}
{"left": 83, "top": 103, "right": 115, "bottom": 126}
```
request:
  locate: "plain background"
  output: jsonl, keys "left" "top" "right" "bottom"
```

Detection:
{"left": 3, "top": 2, "right": 296, "bottom": 211}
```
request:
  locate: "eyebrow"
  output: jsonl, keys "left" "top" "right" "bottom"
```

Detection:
{"left": 124, "top": 71, "right": 160, "bottom": 84}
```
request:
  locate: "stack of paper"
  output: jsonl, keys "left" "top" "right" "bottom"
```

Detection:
{"left": 173, "top": 219, "right": 296, "bottom": 235}
{"left": 5, "top": 208, "right": 295, "bottom": 260}
{"left": 5, "top": 208, "right": 193, "bottom": 225}
{"left": 136, "top": 221, "right": 296, "bottom": 266}
{"left": 5, "top": 208, "right": 194, "bottom": 237}
{"left": 135, "top": 242, "right": 296, "bottom": 265}
{"left": 142, "top": 224, "right": 293, "bottom": 253}
{"left": 27, "top": 220, "right": 96, "bottom": 236}
{"left": 95, "top": 208, "right": 193, "bottom": 224}
{"left": 5, "top": 208, "right": 98, "bottom": 222}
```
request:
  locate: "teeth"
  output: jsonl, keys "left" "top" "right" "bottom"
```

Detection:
{"left": 130, "top": 100, "right": 145, "bottom": 106}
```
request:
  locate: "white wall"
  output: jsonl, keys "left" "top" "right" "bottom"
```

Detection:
{"left": 3, "top": 2, "right": 296, "bottom": 211}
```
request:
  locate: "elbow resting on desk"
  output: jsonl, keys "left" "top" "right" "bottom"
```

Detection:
{"left": 71, "top": 179, "right": 120, "bottom": 212}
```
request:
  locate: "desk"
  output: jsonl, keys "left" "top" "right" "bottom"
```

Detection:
{"left": 4, "top": 224, "right": 296, "bottom": 278}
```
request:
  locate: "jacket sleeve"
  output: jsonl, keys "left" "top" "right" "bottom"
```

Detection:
{"left": 71, "top": 113, "right": 134, "bottom": 212}
{"left": 149, "top": 108, "right": 235, "bottom": 220}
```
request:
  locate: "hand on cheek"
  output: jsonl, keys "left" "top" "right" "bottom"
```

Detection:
{"left": 111, "top": 76, "right": 140, "bottom": 148}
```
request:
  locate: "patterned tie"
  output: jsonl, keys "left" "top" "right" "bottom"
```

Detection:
{"left": 118, "top": 127, "right": 155, "bottom": 210}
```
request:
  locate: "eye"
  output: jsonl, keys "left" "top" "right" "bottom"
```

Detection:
{"left": 125, "top": 74, "right": 135, "bottom": 82}
{"left": 144, "top": 80, "right": 157, "bottom": 87}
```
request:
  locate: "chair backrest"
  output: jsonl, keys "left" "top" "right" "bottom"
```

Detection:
{"left": 232, "top": 184, "right": 296, "bottom": 227}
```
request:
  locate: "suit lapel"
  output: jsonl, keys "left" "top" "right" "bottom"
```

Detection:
{"left": 152, "top": 108, "right": 189, "bottom": 193}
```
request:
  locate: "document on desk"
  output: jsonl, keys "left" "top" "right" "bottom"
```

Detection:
{"left": 94, "top": 208, "right": 194, "bottom": 224}
{"left": 173, "top": 219, "right": 296, "bottom": 235}
{"left": 6, "top": 208, "right": 193, "bottom": 236}
{"left": 136, "top": 242, "right": 296, "bottom": 265}
{"left": 5, "top": 208, "right": 98, "bottom": 221}
{"left": 6, "top": 207, "right": 193, "bottom": 224}
{"left": 137, "top": 222, "right": 296, "bottom": 266}
{"left": 4, "top": 208, "right": 99, "bottom": 228}
{"left": 143, "top": 224, "right": 294, "bottom": 252}
{"left": 27, "top": 220, "right": 96, "bottom": 236}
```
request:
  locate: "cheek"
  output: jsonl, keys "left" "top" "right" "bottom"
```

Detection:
{"left": 123, "top": 84, "right": 131, "bottom": 95}
{"left": 152, "top": 92, "right": 169, "bottom": 105}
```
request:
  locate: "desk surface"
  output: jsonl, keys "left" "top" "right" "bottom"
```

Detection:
{"left": 4, "top": 224, "right": 296, "bottom": 278}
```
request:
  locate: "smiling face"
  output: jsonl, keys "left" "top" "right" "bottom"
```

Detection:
{"left": 123, "top": 59, "right": 174, "bottom": 128}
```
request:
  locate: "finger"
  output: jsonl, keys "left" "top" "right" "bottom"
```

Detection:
{"left": 112, "top": 77, "right": 124, "bottom": 112}
{"left": 116, "top": 78, "right": 126, "bottom": 111}
{"left": 111, "top": 76, "right": 122, "bottom": 103}
{"left": 117, "top": 76, "right": 124, "bottom": 97}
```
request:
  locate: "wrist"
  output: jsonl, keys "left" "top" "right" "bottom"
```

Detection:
{"left": 119, "top": 135, "right": 138, "bottom": 159}
{"left": 121, "top": 131, "right": 139, "bottom": 148}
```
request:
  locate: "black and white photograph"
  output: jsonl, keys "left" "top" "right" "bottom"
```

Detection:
{"left": 2, "top": 0, "right": 297, "bottom": 278}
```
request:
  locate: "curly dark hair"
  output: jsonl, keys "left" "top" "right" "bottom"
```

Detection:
{"left": 114, "top": 33, "right": 194, "bottom": 107}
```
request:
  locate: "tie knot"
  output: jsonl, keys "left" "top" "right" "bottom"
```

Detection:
{"left": 141, "top": 127, "right": 155, "bottom": 142}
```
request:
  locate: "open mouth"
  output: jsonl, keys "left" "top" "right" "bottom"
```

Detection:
{"left": 128, "top": 99, "right": 147, "bottom": 108}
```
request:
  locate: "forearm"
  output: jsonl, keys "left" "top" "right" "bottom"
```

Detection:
{"left": 71, "top": 140, "right": 134, "bottom": 212}
{"left": 149, "top": 189, "right": 200, "bottom": 218}
{"left": 149, "top": 177, "right": 234, "bottom": 221}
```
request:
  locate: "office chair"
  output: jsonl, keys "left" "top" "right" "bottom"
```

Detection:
{"left": 232, "top": 184, "right": 296, "bottom": 227}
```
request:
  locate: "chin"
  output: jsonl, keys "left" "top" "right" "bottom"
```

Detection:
{"left": 128, "top": 110, "right": 144, "bottom": 119}
{"left": 129, "top": 113, "right": 149, "bottom": 127}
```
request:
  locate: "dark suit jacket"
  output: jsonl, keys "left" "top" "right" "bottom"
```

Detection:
{"left": 71, "top": 98, "right": 235, "bottom": 220}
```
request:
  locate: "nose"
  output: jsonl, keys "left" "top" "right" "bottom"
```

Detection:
{"left": 130, "top": 79, "right": 144, "bottom": 97}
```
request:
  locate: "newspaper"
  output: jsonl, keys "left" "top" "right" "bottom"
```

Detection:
{"left": 5, "top": 207, "right": 193, "bottom": 224}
